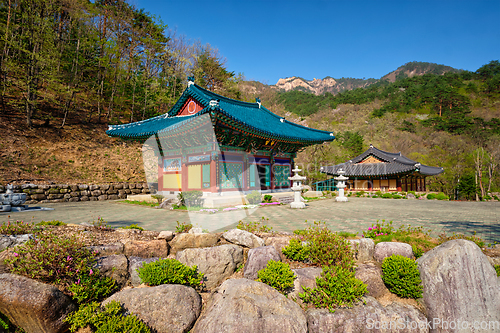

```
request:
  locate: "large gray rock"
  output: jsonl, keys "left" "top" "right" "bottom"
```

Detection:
{"left": 355, "top": 262, "right": 390, "bottom": 299}
{"left": 94, "top": 255, "right": 129, "bottom": 287}
{"left": 417, "top": 239, "right": 500, "bottom": 332}
{"left": 158, "top": 230, "right": 175, "bottom": 241}
{"left": 265, "top": 236, "right": 292, "bottom": 260}
{"left": 86, "top": 242, "right": 124, "bottom": 256}
{"left": 123, "top": 239, "right": 169, "bottom": 258}
{"left": 128, "top": 256, "right": 160, "bottom": 286}
{"left": 244, "top": 245, "right": 281, "bottom": 280}
{"left": 222, "top": 229, "right": 265, "bottom": 248}
{"left": 307, "top": 296, "right": 427, "bottom": 333}
{"left": 349, "top": 238, "right": 375, "bottom": 262}
{"left": 0, "top": 234, "right": 33, "bottom": 251}
{"left": 169, "top": 233, "right": 220, "bottom": 254}
{"left": 192, "top": 278, "right": 307, "bottom": 333}
{"left": 374, "top": 242, "right": 414, "bottom": 263}
{"left": 288, "top": 267, "right": 323, "bottom": 302}
{"left": 176, "top": 244, "right": 243, "bottom": 289}
{"left": 103, "top": 284, "right": 201, "bottom": 333}
{"left": 0, "top": 274, "right": 77, "bottom": 333}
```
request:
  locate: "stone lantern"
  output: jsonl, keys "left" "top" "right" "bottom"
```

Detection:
{"left": 335, "top": 169, "right": 349, "bottom": 202}
{"left": 289, "top": 166, "right": 306, "bottom": 209}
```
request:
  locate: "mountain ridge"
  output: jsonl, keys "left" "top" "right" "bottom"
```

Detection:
{"left": 274, "top": 61, "right": 462, "bottom": 95}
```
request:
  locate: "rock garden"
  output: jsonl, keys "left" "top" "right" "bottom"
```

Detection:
{"left": 0, "top": 218, "right": 499, "bottom": 333}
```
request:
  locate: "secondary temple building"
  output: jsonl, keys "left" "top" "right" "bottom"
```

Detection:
{"left": 107, "top": 78, "right": 335, "bottom": 194}
{"left": 320, "top": 145, "right": 443, "bottom": 192}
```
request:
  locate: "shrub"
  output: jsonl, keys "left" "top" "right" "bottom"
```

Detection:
{"left": 375, "top": 190, "right": 383, "bottom": 196}
{"left": 5, "top": 233, "right": 96, "bottom": 288}
{"left": 435, "top": 192, "right": 449, "bottom": 200}
{"left": 282, "top": 238, "right": 309, "bottom": 262}
{"left": 175, "top": 221, "right": 192, "bottom": 233}
{"left": 381, "top": 193, "right": 392, "bottom": 199}
{"left": 303, "top": 221, "right": 354, "bottom": 270}
{"left": 64, "top": 301, "right": 150, "bottom": 333}
{"left": 0, "top": 312, "right": 9, "bottom": 330}
{"left": 121, "top": 224, "right": 144, "bottom": 231}
{"left": 68, "top": 273, "right": 117, "bottom": 304}
{"left": 412, "top": 244, "right": 424, "bottom": 258}
{"left": 37, "top": 220, "right": 66, "bottom": 226}
{"left": 426, "top": 193, "right": 436, "bottom": 200}
{"left": 438, "top": 232, "right": 485, "bottom": 248}
{"left": 299, "top": 266, "right": 367, "bottom": 312}
{"left": 381, "top": 255, "right": 423, "bottom": 299}
{"left": 246, "top": 191, "right": 262, "bottom": 204}
{"left": 391, "top": 193, "right": 402, "bottom": 199}
{"left": 178, "top": 191, "right": 203, "bottom": 206}
{"left": 257, "top": 260, "right": 295, "bottom": 294}
{"left": 151, "top": 194, "right": 164, "bottom": 204}
{"left": 137, "top": 258, "right": 204, "bottom": 289}
{"left": 363, "top": 220, "right": 394, "bottom": 238}
{"left": 0, "top": 220, "right": 38, "bottom": 235}
{"left": 263, "top": 194, "right": 273, "bottom": 203}
{"left": 91, "top": 216, "right": 110, "bottom": 229}
{"left": 495, "top": 265, "right": 500, "bottom": 277}
{"left": 237, "top": 218, "right": 272, "bottom": 233}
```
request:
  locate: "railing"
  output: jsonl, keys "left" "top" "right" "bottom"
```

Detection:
{"left": 313, "top": 178, "right": 337, "bottom": 191}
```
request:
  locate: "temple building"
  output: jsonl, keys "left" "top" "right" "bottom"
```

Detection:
{"left": 107, "top": 78, "right": 335, "bottom": 194}
{"left": 319, "top": 145, "right": 443, "bottom": 192}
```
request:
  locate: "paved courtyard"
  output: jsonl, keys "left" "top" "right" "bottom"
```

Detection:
{"left": 2, "top": 198, "right": 500, "bottom": 243}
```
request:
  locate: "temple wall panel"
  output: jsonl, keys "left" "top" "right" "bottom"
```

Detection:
{"left": 163, "top": 173, "right": 182, "bottom": 191}
{"left": 187, "top": 165, "right": 202, "bottom": 189}
{"left": 372, "top": 179, "right": 380, "bottom": 190}
{"left": 389, "top": 179, "right": 397, "bottom": 190}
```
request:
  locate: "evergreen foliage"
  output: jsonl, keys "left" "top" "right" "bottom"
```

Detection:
{"left": 256, "top": 260, "right": 295, "bottom": 294}
{"left": 381, "top": 255, "right": 423, "bottom": 299}
{"left": 137, "top": 258, "right": 204, "bottom": 289}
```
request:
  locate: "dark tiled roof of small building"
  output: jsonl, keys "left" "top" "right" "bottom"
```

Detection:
{"left": 320, "top": 145, "right": 444, "bottom": 177}
{"left": 106, "top": 83, "right": 335, "bottom": 144}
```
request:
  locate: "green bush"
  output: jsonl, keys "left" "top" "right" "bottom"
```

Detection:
{"left": 495, "top": 265, "right": 500, "bottom": 277}
{"left": 64, "top": 301, "right": 150, "bottom": 333}
{"left": 178, "top": 191, "right": 203, "bottom": 206}
{"left": 120, "top": 224, "right": 144, "bottom": 231}
{"left": 37, "top": 220, "right": 66, "bottom": 226}
{"left": 381, "top": 255, "right": 423, "bottom": 299}
{"left": 381, "top": 193, "right": 392, "bottom": 199}
{"left": 299, "top": 266, "right": 367, "bottom": 312}
{"left": 426, "top": 193, "right": 436, "bottom": 200}
{"left": 412, "top": 244, "right": 424, "bottom": 258}
{"left": 263, "top": 194, "right": 273, "bottom": 203}
{"left": 391, "top": 193, "right": 402, "bottom": 199}
{"left": 375, "top": 190, "right": 383, "bottom": 196}
{"left": 0, "top": 312, "right": 9, "bottom": 330}
{"left": 5, "top": 233, "right": 96, "bottom": 288}
{"left": 175, "top": 221, "right": 192, "bottom": 233}
{"left": 257, "top": 260, "right": 295, "bottom": 294}
{"left": 137, "top": 258, "right": 204, "bottom": 289}
{"left": 68, "top": 273, "right": 117, "bottom": 304}
{"left": 303, "top": 221, "right": 354, "bottom": 270}
{"left": 0, "top": 220, "right": 38, "bottom": 235}
{"left": 237, "top": 218, "right": 272, "bottom": 233}
{"left": 435, "top": 192, "right": 449, "bottom": 200}
{"left": 246, "top": 191, "right": 262, "bottom": 204}
{"left": 363, "top": 220, "right": 394, "bottom": 238}
{"left": 151, "top": 194, "right": 164, "bottom": 204}
{"left": 282, "top": 238, "right": 309, "bottom": 262}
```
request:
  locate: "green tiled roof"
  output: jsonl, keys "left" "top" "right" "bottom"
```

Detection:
{"left": 106, "top": 83, "right": 335, "bottom": 144}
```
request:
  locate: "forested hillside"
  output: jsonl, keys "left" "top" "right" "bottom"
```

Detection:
{"left": 263, "top": 61, "right": 500, "bottom": 200}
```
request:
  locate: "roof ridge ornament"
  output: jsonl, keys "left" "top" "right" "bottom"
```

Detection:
{"left": 187, "top": 76, "right": 195, "bottom": 87}
{"left": 370, "top": 144, "right": 374, "bottom": 148}
{"left": 256, "top": 97, "right": 261, "bottom": 108}
{"left": 209, "top": 99, "right": 219, "bottom": 109}
{"left": 280, "top": 118, "right": 285, "bottom": 123}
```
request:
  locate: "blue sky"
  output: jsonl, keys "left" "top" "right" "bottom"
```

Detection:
{"left": 135, "top": 0, "right": 500, "bottom": 84}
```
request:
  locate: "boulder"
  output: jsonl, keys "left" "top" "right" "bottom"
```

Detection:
{"left": 307, "top": 296, "right": 427, "bottom": 333}
{"left": 407, "top": 193, "right": 416, "bottom": 199}
{"left": 355, "top": 262, "right": 390, "bottom": 299}
{"left": 349, "top": 238, "right": 375, "bottom": 262}
{"left": 176, "top": 244, "right": 243, "bottom": 289}
{"left": 264, "top": 236, "right": 292, "bottom": 260}
{"left": 157, "top": 230, "right": 175, "bottom": 241}
{"left": 417, "top": 239, "right": 500, "bottom": 332}
{"left": 222, "top": 229, "right": 265, "bottom": 248}
{"left": 93, "top": 255, "right": 129, "bottom": 287}
{"left": 86, "top": 242, "right": 124, "bottom": 256}
{"left": 192, "top": 278, "right": 307, "bottom": 333}
{"left": 189, "top": 227, "right": 204, "bottom": 234}
{"left": 374, "top": 242, "right": 414, "bottom": 263}
{"left": 128, "top": 256, "right": 160, "bottom": 287}
{"left": 243, "top": 245, "right": 281, "bottom": 280}
{"left": 0, "top": 274, "right": 77, "bottom": 333}
{"left": 169, "top": 233, "right": 220, "bottom": 255}
{"left": 288, "top": 267, "right": 323, "bottom": 302}
{"left": 103, "top": 284, "right": 201, "bottom": 333}
{"left": 123, "top": 239, "right": 169, "bottom": 258}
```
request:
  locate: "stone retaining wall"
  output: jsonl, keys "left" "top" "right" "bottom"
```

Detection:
{"left": 0, "top": 183, "right": 150, "bottom": 204}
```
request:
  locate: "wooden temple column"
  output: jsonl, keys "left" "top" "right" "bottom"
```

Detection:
{"left": 158, "top": 156, "right": 164, "bottom": 192}
{"left": 210, "top": 158, "right": 217, "bottom": 192}
{"left": 181, "top": 159, "right": 188, "bottom": 192}
{"left": 424, "top": 177, "right": 426, "bottom": 192}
